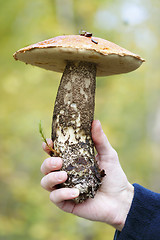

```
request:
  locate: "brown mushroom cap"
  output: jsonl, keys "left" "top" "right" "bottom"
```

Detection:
{"left": 13, "top": 35, "right": 144, "bottom": 77}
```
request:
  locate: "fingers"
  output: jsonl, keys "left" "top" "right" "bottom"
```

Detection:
{"left": 92, "top": 120, "right": 113, "bottom": 156}
{"left": 41, "top": 156, "right": 65, "bottom": 191}
{"left": 41, "top": 171, "right": 68, "bottom": 191}
{"left": 50, "top": 188, "right": 79, "bottom": 204}
{"left": 41, "top": 139, "right": 80, "bottom": 206}
{"left": 41, "top": 157, "right": 62, "bottom": 175}
{"left": 42, "top": 139, "right": 53, "bottom": 155}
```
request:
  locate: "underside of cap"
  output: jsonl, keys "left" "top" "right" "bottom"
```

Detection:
{"left": 13, "top": 35, "right": 145, "bottom": 77}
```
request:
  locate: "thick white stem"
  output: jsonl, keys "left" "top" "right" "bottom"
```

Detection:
{"left": 52, "top": 61, "right": 103, "bottom": 203}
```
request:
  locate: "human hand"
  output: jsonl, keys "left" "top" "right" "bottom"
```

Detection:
{"left": 40, "top": 120, "right": 134, "bottom": 231}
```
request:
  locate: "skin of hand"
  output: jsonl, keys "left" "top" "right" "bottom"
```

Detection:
{"left": 40, "top": 120, "right": 134, "bottom": 231}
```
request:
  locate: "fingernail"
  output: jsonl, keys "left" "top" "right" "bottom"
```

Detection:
{"left": 71, "top": 188, "right": 79, "bottom": 197}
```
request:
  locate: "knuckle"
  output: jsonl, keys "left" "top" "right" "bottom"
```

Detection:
{"left": 40, "top": 163, "right": 44, "bottom": 173}
{"left": 50, "top": 190, "right": 58, "bottom": 203}
{"left": 50, "top": 191, "right": 55, "bottom": 202}
{"left": 47, "top": 172, "right": 54, "bottom": 183}
{"left": 111, "top": 148, "right": 119, "bottom": 161}
{"left": 40, "top": 159, "right": 48, "bottom": 174}
{"left": 47, "top": 158, "right": 54, "bottom": 169}
{"left": 41, "top": 173, "right": 55, "bottom": 190}
{"left": 105, "top": 148, "right": 119, "bottom": 162}
{"left": 40, "top": 177, "right": 45, "bottom": 188}
{"left": 50, "top": 189, "right": 65, "bottom": 203}
{"left": 41, "top": 158, "right": 55, "bottom": 174}
{"left": 58, "top": 189, "right": 67, "bottom": 200}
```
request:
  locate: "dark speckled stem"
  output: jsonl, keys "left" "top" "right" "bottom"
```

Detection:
{"left": 51, "top": 61, "right": 104, "bottom": 203}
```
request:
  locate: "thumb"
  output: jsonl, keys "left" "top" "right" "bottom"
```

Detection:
{"left": 92, "top": 120, "right": 113, "bottom": 156}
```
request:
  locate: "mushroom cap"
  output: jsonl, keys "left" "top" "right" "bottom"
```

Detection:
{"left": 13, "top": 35, "right": 144, "bottom": 77}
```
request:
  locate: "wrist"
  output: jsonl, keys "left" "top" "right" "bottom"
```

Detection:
{"left": 112, "top": 183, "right": 134, "bottom": 231}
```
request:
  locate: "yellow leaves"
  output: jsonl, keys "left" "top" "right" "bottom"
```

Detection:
{"left": 29, "top": 223, "right": 49, "bottom": 239}
{"left": 0, "top": 216, "right": 25, "bottom": 236}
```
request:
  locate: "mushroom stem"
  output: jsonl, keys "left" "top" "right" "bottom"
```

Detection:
{"left": 52, "top": 61, "right": 103, "bottom": 203}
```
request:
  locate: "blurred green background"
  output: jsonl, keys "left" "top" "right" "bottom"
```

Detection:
{"left": 1, "top": 0, "right": 160, "bottom": 239}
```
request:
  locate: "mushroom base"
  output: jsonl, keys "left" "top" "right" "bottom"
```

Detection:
{"left": 52, "top": 61, "right": 104, "bottom": 203}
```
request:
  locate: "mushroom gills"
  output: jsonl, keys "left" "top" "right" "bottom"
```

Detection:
{"left": 52, "top": 61, "right": 103, "bottom": 203}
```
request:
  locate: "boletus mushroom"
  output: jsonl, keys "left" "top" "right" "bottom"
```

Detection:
{"left": 13, "top": 34, "right": 144, "bottom": 203}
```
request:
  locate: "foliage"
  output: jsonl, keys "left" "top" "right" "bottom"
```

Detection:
{"left": 1, "top": 0, "right": 160, "bottom": 239}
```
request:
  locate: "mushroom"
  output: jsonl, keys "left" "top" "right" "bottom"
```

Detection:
{"left": 13, "top": 34, "right": 144, "bottom": 203}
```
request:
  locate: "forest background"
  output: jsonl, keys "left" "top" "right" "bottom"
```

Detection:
{"left": 1, "top": 0, "right": 160, "bottom": 239}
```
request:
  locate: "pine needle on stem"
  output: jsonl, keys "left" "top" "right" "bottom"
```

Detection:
{"left": 39, "top": 121, "right": 59, "bottom": 156}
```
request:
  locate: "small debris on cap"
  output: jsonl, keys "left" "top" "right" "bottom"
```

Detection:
{"left": 79, "top": 30, "right": 92, "bottom": 37}
{"left": 91, "top": 38, "right": 98, "bottom": 44}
